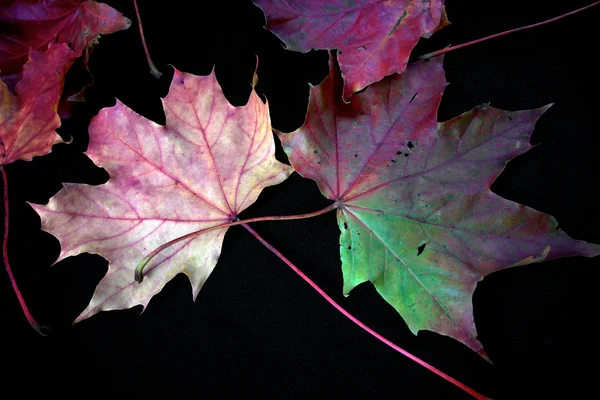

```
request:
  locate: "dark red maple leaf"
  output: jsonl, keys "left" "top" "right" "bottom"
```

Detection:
{"left": 0, "top": 0, "right": 131, "bottom": 89}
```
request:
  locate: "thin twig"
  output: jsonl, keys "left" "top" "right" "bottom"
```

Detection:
{"left": 419, "top": 1, "right": 600, "bottom": 60}
{"left": 242, "top": 223, "right": 491, "bottom": 400}
{"left": 133, "top": 0, "right": 162, "bottom": 78}
{"left": 1, "top": 167, "right": 45, "bottom": 334}
{"left": 134, "top": 203, "right": 338, "bottom": 282}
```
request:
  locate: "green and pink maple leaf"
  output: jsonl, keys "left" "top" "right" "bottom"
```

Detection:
{"left": 253, "top": 0, "right": 448, "bottom": 99}
{"left": 32, "top": 68, "right": 293, "bottom": 322}
{"left": 276, "top": 54, "right": 600, "bottom": 355}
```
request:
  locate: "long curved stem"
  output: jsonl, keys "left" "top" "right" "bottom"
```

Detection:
{"left": 242, "top": 223, "right": 489, "bottom": 400}
{"left": 132, "top": 0, "right": 162, "bottom": 78}
{"left": 135, "top": 203, "right": 338, "bottom": 282}
{"left": 419, "top": 1, "right": 600, "bottom": 60}
{"left": 242, "top": 223, "right": 490, "bottom": 400}
{"left": 1, "top": 167, "right": 44, "bottom": 334}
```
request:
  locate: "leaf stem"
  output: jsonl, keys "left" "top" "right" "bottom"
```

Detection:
{"left": 132, "top": 0, "right": 162, "bottom": 79}
{"left": 1, "top": 167, "right": 45, "bottom": 334}
{"left": 418, "top": 1, "right": 600, "bottom": 60}
{"left": 134, "top": 203, "right": 338, "bottom": 282}
{"left": 242, "top": 223, "right": 490, "bottom": 400}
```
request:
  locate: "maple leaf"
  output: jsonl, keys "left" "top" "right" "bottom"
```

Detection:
{"left": 0, "top": 0, "right": 130, "bottom": 80}
{"left": 277, "top": 54, "right": 600, "bottom": 355}
{"left": 31, "top": 69, "right": 293, "bottom": 322}
{"left": 0, "top": 43, "right": 76, "bottom": 165}
{"left": 253, "top": 0, "right": 448, "bottom": 100}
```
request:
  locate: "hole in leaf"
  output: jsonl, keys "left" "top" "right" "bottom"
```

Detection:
{"left": 313, "top": 150, "right": 318, "bottom": 153}
{"left": 409, "top": 93, "right": 418, "bottom": 104}
{"left": 407, "top": 141, "right": 414, "bottom": 149}
{"left": 347, "top": 245, "right": 352, "bottom": 250}
{"left": 396, "top": 151, "right": 402, "bottom": 155}
{"left": 507, "top": 115, "right": 513, "bottom": 121}
{"left": 354, "top": 86, "right": 369, "bottom": 95}
{"left": 354, "top": 154, "right": 358, "bottom": 157}
{"left": 391, "top": 159, "right": 396, "bottom": 163}
{"left": 343, "top": 222, "right": 348, "bottom": 230}
{"left": 417, "top": 243, "right": 426, "bottom": 256}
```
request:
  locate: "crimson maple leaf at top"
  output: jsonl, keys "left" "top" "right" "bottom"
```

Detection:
{"left": 253, "top": 0, "right": 448, "bottom": 100}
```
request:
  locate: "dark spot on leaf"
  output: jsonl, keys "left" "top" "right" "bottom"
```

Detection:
{"left": 417, "top": 243, "right": 426, "bottom": 256}
{"left": 396, "top": 151, "right": 402, "bottom": 155}
{"left": 391, "top": 159, "right": 396, "bottom": 163}
{"left": 317, "top": 161, "right": 321, "bottom": 164}
{"left": 407, "top": 141, "right": 414, "bottom": 149}
{"left": 404, "top": 153, "right": 409, "bottom": 157}
{"left": 343, "top": 222, "right": 348, "bottom": 230}
{"left": 347, "top": 245, "right": 352, "bottom": 250}
{"left": 354, "top": 154, "right": 358, "bottom": 157}
{"left": 313, "top": 150, "right": 318, "bottom": 153}
{"left": 409, "top": 93, "right": 418, "bottom": 104}
{"left": 507, "top": 115, "right": 513, "bottom": 121}
{"left": 388, "top": 9, "right": 408, "bottom": 36}
{"left": 181, "top": 79, "right": 184, "bottom": 84}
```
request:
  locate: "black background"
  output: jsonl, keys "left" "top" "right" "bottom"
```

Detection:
{"left": 2, "top": 1, "right": 600, "bottom": 398}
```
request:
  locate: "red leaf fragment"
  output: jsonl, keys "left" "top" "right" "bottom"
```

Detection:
{"left": 0, "top": 43, "right": 76, "bottom": 165}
